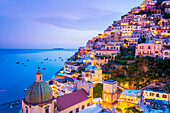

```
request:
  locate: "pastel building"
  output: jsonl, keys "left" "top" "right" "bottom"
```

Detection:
{"left": 162, "top": 49, "right": 170, "bottom": 59}
{"left": 82, "top": 65, "right": 102, "bottom": 82}
{"left": 143, "top": 87, "right": 170, "bottom": 108}
{"left": 102, "top": 80, "right": 118, "bottom": 110}
{"left": 118, "top": 89, "right": 142, "bottom": 111}
{"left": 135, "top": 40, "right": 163, "bottom": 58}
{"left": 56, "top": 79, "right": 93, "bottom": 113}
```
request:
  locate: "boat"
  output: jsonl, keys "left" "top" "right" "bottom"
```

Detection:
{"left": 16, "top": 62, "right": 20, "bottom": 64}
{"left": 38, "top": 67, "right": 40, "bottom": 69}
{"left": 61, "top": 59, "right": 63, "bottom": 61}
{"left": 27, "top": 60, "right": 29, "bottom": 61}
{"left": 59, "top": 57, "right": 61, "bottom": 59}
{"left": 10, "top": 104, "right": 12, "bottom": 108}
{"left": 24, "top": 65, "right": 27, "bottom": 67}
{"left": 22, "top": 63, "right": 24, "bottom": 65}
{"left": 43, "top": 67, "right": 46, "bottom": 70}
{"left": 41, "top": 62, "right": 43, "bottom": 64}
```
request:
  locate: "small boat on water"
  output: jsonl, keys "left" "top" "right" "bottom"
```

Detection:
{"left": 24, "top": 65, "right": 27, "bottom": 67}
{"left": 16, "top": 62, "right": 20, "bottom": 64}
{"left": 27, "top": 60, "right": 29, "bottom": 61}
{"left": 38, "top": 67, "right": 40, "bottom": 69}
{"left": 54, "top": 59, "right": 56, "bottom": 61}
{"left": 41, "top": 62, "right": 43, "bottom": 64}
{"left": 49, "top": 60, "right": 52, "bottom": 61}
{"left": 61, "top": 59, "right": 63, "bottom": 61}
{"left": 43, "top": 67, "right": 46, "bottom": 70}
{"left": 10, "top": 104, "right": 12, "bottom": 108}
{"left": 22, "top": 63, "right": 24, "bottom": 65}
{"left": 59, "top": 57, "right": 61, "bottom": 59}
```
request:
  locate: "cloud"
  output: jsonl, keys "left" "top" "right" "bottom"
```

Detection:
{"left": 0, "top": 0, "right": 133, "bottom": 30}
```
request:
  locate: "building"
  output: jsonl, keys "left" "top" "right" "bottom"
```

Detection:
{"left": 22, "top": 70, "right": 55, "bottom": 113}
{"left": 55, "top": 89, "right": 92, "bottom": 113}
{"left": 102, "top": 80, "right": 118, "bottom": 110}
{"left": 162, "top": 49, "right": 170, "bottom": 59}
{"left": 82, "top": 65, "right": 102, "bottom": 82}
{"left": 79, "top": 47, "right": 87, "bottom": 56}
{"left": 135, "top": 40, "right": 163, "bottom": 58}
{"left": 118, "top": 89, "right": 143, "bottom": 112}
{"left": 143, "top": 87, "right": 170, "bottom": 112}
{"left": 78, "top": 104, "right": 103, "bottom": 113}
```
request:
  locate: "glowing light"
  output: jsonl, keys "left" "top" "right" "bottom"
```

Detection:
{"left": 106, "top": 95, "right": 109, "bottom": 102}
{"left": 106, "top": 89, "right": 109, "bottom": 93}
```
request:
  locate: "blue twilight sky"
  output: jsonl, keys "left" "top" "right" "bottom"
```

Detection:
{"left": 0, "top": 0, "right": 143, "bottom": 49}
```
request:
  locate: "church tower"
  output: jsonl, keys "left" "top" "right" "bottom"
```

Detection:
{"left": 22, "top": 70, "right": 55, "bottom": 113}
{"left": 102, "top": 79, "right": 118, "bottom": 110}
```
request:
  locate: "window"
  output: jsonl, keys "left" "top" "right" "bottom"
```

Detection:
{"left": 156, "top": 94, "right": 159, "bottom": 97}
{"left": 87, "top": 103, "right": 90, "bottom": 106}
{"left": 155, "top": 51, "right": 158, "bottom": 53}
{"left": 82, "top": 105, "right": 85, "bottom": 110}
{"left": 69, "top": 111, "right": 73, "bottom": 113}
{"left": 40, "top": 76, "right": 42, "bottom": 80}
{"left": 76, "top": 108, "right": 79, "bottom": 113}
{"left": 106, "top": 89, "right": 109, "bottom": 93}
{"left": 150, "top": 93, "right": 154, "bottom": 96}
{"left": 45, "top": 106, "right": 49, "bottom": 113}
{"left": 148, "top": 46, "right": 151, "bottom": 49}
{"left": 165, "top": 52, "right": 168, "bottom": 55}
{"left": 140, "top": 46, "right": 143, "bottom": 49}
{"left": 25, "top": 106, "right": 28, "bottom": 113}
{"left": 162, "top": 94, "right": 167, "bottom": 98}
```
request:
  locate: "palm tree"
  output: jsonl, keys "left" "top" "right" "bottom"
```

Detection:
{"left": 163, "top": 83, "right": 170, "bottom": 112}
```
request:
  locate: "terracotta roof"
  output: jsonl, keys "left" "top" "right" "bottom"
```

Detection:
{"left": 56, "top": 89, "right": 89, "bottom": 111}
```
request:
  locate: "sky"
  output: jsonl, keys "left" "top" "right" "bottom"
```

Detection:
{"left": 0, "top": 0, "right": 143, "bottom": 49}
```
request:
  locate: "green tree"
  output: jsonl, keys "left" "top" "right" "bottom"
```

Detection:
{"left": 93, "top": 83, "right": 103, "bottom": 98}
{"left": 125, "top": 106, "right": 141, "bottom": 113}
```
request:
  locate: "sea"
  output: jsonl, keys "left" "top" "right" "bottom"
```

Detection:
{"left": 0, "top": 49, "right": 77, "bottom": 106}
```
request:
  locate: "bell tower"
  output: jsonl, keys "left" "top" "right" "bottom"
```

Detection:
{"left": 36, "top": 70, "right": 43, "bottom": 82}
{"left": 102, "top": 79, "right": 118, "bottom": 109}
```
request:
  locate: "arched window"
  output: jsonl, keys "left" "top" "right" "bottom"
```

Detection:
{"left": 25, "top": 106, "right": 28, "bottom": 113}
{"left": 106, "top": 89, "right": 109, "bottom": 93}
{"left": 165, "top": 52, "right": 168, "bottom": 55}
{"left": 106, "top": 95, "right": 109, "bottom": 102}
{"left": 45, "top": 106, "right": 49, "bottom": 113}
{"left": 40, "top": 76, "right": 41, "bottom": 80}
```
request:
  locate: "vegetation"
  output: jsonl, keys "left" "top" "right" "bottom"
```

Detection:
{"left": 93, "top": 83, "right": 103, "bottom": 98}
{"left": 125, "top": 107, "right": 142, "bottom": 113}
{"left": 102, "top": 56, "right": 170, "bottom": 89}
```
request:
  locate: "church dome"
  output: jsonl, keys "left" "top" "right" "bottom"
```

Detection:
{"left": 25, "top": 81, "right": 53, "bottom": 105}
{"left": 24, "top": 70, "right": 53, "bottom": 105}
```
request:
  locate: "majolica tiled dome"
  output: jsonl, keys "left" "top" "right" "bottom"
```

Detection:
{"left": 25, "top": 81, "right": 53, "bottom": 105}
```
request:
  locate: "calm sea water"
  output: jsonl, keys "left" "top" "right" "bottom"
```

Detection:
{"left": 0, "top": 49, "right": 77, "bottom": 105}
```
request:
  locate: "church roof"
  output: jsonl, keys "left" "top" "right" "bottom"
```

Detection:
{"left": 25, "top": 81, "right": 53, "bottom": 105}
{"left": 36, "top": 70, "right": 42, "bottom": 75}
{"left": 56, "top": 89, "right": 89, "bottom": 111}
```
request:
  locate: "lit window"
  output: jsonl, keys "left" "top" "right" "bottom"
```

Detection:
{"left": 162, "top": 94, "right": 167, "bottom": 98}
{"left": 106, "top": 89, "right": 109, "bottom": 93}
{"left": 106, "top": 95, "right": 109, "bottom": 102}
